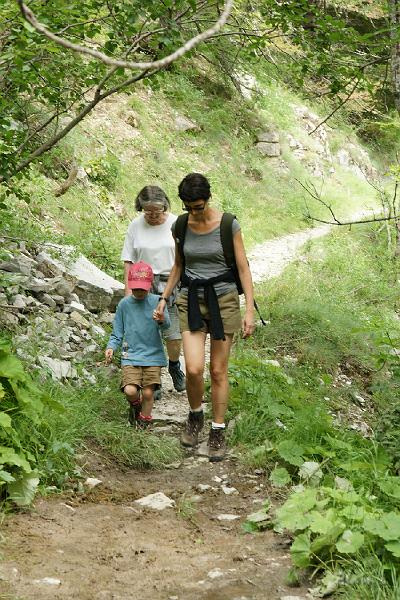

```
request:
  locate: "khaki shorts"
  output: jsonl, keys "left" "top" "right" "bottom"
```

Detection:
{"left": 121, "top": 366, "right": 161, "bottom": 391}
{"left": 176, "top": 290, "right": 242, "bottom": 335}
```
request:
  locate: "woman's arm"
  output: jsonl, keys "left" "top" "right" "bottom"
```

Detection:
{"left": 123, "top": 261, "right": 132, "bottom": 296}
{"left": 233, "top": 230, "right": 255, "bottom": 338}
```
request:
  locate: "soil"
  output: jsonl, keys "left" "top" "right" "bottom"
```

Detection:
{"left": 0, "top": 440, "right": 312, "bottom": 600}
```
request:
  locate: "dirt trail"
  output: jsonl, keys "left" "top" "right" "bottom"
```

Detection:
{"left": 0, "top": 222, "right": 342, "bottom": 600}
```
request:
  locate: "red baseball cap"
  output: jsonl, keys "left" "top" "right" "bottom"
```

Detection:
{"left": 127, "top": 261, "right": 154, "bottom": 290}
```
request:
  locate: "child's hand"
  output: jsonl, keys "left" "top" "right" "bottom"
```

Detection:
{"left": 105, "top": 348, "right": 113, "bottom": 364}
{"left": 153, "top": 308, "right": 164, "bottom": 322}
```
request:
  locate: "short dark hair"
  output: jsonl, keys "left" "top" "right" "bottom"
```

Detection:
{"left": 178, "top": 173, "right": 211, "bottom": 202}
{"left": 135, "top": 185, "right": 170, "bottom": 212}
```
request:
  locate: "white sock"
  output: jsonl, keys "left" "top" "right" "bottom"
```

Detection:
{"left": 212, "top": 422, "right": 225, "bottom": 429}
{"left": 190, "top": 405, "right": 203, "bottom": 413}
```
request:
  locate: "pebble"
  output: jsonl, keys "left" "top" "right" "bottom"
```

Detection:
{"left": 216, "top": 514, "right": 240, "bottom": 521}
{"left": 33, "top": 577, "right": 61, "bottom": 586}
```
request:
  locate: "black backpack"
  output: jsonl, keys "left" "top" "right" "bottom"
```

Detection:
{"left": 174, "top": 212, "right": 266, "bottom": 325}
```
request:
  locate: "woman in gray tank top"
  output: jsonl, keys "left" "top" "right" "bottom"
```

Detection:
{"left": 156, "top": 173, "right": 255, "bottom": 462}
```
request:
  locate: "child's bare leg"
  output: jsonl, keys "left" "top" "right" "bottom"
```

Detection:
{"left": 124, "top": 384, "right": 140, "bottom": 405}
{"left": 141, "top": 385, "right": 154, "bottom": 417}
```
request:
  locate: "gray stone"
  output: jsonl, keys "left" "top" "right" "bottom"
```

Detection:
{"left": 0, "top": 311, "right": 19, "bottom": 326}
{"left": 99, "top": 312, "right": 114, "bottom": 324}
{"left": 174, "top": 115, "right": 200, "bottom": 133}
{"left": 135, "top": 492, "right": 175, "bottom": 510}
{"left": 69, "top": 311, "right": 90, "bottom": 328}
{"left": 216, "top": 513, "right": 240, "bottom": 521}
{"left": 91, "top": 324, "right": 106, "bottom": 337}
{"left": 39, "top": 293, "right": 57, "bottom": 308}
{"left": 38, "top": 356, "right": 77, "bottom": 380}
{"left": 51, "top": 295, "right": 65, "bottom": 305}
{"left": 35, "top": 251, "right": 64, "bottom": 277}
{"left": 25, "top": 277, "right": 52, "bottom": 294}
{"left": 69, "top": 299, "right": 87, "bottom": 313}
{"left": 256, "top": 141, "right": 281, "bottom": 157}
{"left": 257, "top": 130, "right": 280, "bottom": 143}
{"left": 12, "top": 294, "right": 27, "bottom": 309}
{"left": 0, "top": 254, "right": 37, "bottom": 276}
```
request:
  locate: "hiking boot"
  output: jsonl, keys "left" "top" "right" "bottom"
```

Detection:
{"left": 180, "top": 410, "right": 204, "bottom": 447}
{"left": 128, "top": 401, "right": 141, "bottom": 426}
{"left": 153, "top": 385, "right": 162, "bottom": 402}
{"left": 208, "top": 427, "right": 227, "bottom": 462}
{"left": 169, "top": 361, "right": 186, "bottom": 392}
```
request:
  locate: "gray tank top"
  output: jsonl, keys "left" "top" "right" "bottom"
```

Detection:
{"left": 172, "top": 219, "right": 241, "bottom": 297}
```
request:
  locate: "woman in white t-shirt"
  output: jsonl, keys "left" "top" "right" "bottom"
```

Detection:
{"left": 121, "top": 186, "right": 185, "bottom": 394}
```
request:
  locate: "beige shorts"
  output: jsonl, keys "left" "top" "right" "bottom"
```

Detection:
{"left": 121, "top": 366, "right": 161, "bottom": 391}
{"left": 176, "top": 290, "right": 242, "bottom": 335}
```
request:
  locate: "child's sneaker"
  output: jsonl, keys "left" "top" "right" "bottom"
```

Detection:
{"left": 136, "top": 413, "right": 153, "bottom": 430}
{"left": 207, "top": 427, "right": 226, "bottom": 462}
{"left": 128, "top": 401, "right": 141, "bottom": 426}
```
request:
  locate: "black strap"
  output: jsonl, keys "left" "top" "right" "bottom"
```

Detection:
{"left": 175, "top": 211, "right": 266, "bottom": 326}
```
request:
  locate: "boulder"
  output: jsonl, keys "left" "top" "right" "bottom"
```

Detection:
{"left": 174, "top": 115, "right": 201, "bottom": 133}
{"left": 0, "top": 254, "right": 37, "bottom": 276}
{"left": 257, "top": 130, "right": 280, "bottom": 143}
{"left": 38, "top": 356, "right": 77, "bottom": 380}
{"left": 256, "top": 141, "right": 281, "bottom": 157}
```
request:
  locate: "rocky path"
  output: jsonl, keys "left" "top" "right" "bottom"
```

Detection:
{"left": 0, "top": 221, "right": 346, "bottom": 600}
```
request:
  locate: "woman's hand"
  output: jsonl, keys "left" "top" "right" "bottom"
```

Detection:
{"left": 154, "top": 298, "right": 167, "bottom": 322}
{"left": 242, "top": 309, "right": 255, "bottom": 338}
{"left": 105, "top": 348, "right": 113, "bottom": 364}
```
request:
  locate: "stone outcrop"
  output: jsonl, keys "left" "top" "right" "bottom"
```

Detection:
{"left": 0, "top": 239, "right": 122, "bottom": 384}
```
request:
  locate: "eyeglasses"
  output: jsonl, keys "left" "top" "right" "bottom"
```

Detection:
{"left": 143, "top": 208, "right": 164, "bottom": 215}
{"left": 182, "top": 201, "right": 207, "bottom": 213}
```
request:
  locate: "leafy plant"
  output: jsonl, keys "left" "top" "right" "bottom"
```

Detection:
{"left": 0, "top": 338, "right": 64, "bottom": 505}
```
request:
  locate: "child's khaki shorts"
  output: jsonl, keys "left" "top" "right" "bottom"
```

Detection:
{"left": 176, "top": 290, "right": 242, "bottom": 335}
{"left": 121, "top": 366, "right": 161, "bottom": 391}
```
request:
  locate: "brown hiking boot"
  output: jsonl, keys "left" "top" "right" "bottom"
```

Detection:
{"left": 180, "top": 411, "right": 204, "bottom": 447}
{"left": 208, "top": 427, "right": 227, "bottom": 462}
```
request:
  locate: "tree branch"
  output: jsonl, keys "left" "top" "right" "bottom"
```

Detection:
{"left": 17, "top": 0, "right": 234, "bottom": 70}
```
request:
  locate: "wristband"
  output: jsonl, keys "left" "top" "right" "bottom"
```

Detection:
{"left": 159, "top": 296, "right": 168, "bottom": 302}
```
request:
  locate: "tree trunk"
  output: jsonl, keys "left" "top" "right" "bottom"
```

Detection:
{"left": 389, "top": 0, "right": 400, "bottom": 113}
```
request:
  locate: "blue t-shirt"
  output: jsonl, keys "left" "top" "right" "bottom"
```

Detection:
{"left": 107, "top": 293, "right": 170, "bottom": 366}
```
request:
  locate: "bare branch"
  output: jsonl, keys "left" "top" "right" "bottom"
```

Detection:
{"left": 17, "top": 0, "right": 234, "bottom": 70}
{"left": 308, "top": 77, "right": 360, "bottom": 135}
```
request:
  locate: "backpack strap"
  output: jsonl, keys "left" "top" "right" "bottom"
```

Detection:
{"left": 220, "top": 212, "right": 267, "bottom": 326}
{"left": 220, "top": 212, "right": 236, "bottom": 269}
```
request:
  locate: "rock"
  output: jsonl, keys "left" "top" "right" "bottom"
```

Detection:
{"left": 38, "top": 356, "right": 77, "bottom": 380}
{"left": 70, "top": 300, "right": 87, "bottom": 313}
{"left": 35, "top": 251, "right": 64, "bottom": 277}
{"left": 51, "top": 294, "right": 65, "bottom": 305}
{"left": 174, "top": 115, "right": 200, "bottom": 133}
{"left": 197, "top": 484, "right": 212, "bottom": 492}
{"left": 207, "top": 568, "right": 224, "bottom": 579}
{"left": 82, "top": 368, "right": 97, "bottom": 384}
{"left": 135, "top": 492, "right": 175, "bottom": 510}
{"left": 99, "top": 312, "right": 114, "bottom": 324}
{"left": 39, "top": 293, "right": 57, "bottom": 308}
{"left": 26, "top": 277, "right": 53, "bottom": 294}
{"left": 0, "top": 311, "right": 19, "bottom": 326}
{"left": 216, "top": 514, "right": 240, "bottom": 521}
{"left": 0, "top": 254, "right": 37, "bottom": 276}
{"left": 69, "top": 311, "right": 90, "bottom": 328}
{"left": 51, "top": 276, "right": 76, "bottom": 298}
{"left": 91, "top": 324, "right": 106, "bottom": 336}
{"left": 233, "top": 72, "right": 258, "bottom": 99}
{"left": 212, "top": 476, "right": 223, "bottom": 483}
{"left": 151, "top": 411, "right": 186, "bottom": 425}
{"left": 33, "top": 577, "right": 61, "bottom": 586}
{"left": 84, "top": 477, "right": 102, "bottom": 488}
{"left": 221, "top": 485, "right": 238, "bottom": 495}
{"left": 257, "top": 130, "right": 280, "bottom": 143}
{"left": 256, "top": 141, "right": 281, "bottom": 157}
{"left": 12, "top": 294, "right": 27, "bottom": 309}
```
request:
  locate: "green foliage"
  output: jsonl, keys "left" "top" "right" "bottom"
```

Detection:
{"left": 0, "top": 338, "right": 64, "bottom": 505}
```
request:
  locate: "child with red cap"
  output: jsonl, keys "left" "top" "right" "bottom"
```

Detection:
{"left": 105, "top": 261, "right": 170, "bottom": 429}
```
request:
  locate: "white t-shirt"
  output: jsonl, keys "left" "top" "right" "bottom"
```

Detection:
{"left": 121, "top": 213, "right": 177, "bottom": 275}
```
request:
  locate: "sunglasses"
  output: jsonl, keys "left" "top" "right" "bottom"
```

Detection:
{"left": 182, "top": 201, "right": 207, "bottom": 213}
